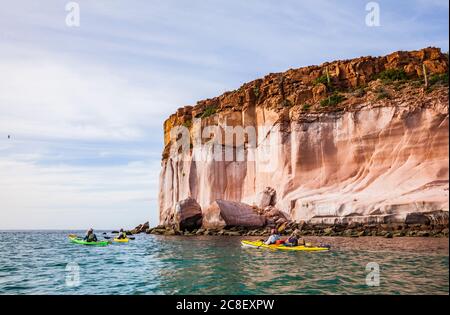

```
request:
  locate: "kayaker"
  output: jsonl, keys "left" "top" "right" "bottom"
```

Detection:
{"left": 264, "top": 229, "right": 280, "bottom": 245}
{"left": 117, "top": 228, "right": 127, "bottom": 240}
{"left": 284, "top": 229, "right": 305, "bottom": 246}
{"left": 83, "top": 228, "right": 98, "bottom": 242}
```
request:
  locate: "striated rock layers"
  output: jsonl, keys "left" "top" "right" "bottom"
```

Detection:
{"left": 158, "top": 47, "right": 449, "bottom": 229}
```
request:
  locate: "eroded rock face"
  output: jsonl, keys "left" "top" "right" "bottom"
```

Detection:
{"left": 159, "top": 47, "right": 449, "bottom": 226}
{"left": 405, "top": 210, "right": 449, "bottom": 225}
{"left": 258, "top": 187, "right": 276, "bottom": 208}
{"left": 202, "top": 200, "right": 266, "bottom": 229}
{"left": 174, "top": 197, "right": 202, "bottom": 230}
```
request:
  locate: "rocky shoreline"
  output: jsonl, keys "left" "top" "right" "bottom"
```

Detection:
{"left": 143, "top": 221, "right": 449, "bottom": 238}
{"left": 130, "top": 206, "right": 449, "bottom": 238}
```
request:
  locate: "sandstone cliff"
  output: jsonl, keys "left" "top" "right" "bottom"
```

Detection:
{"left": 158, "top": 47, "right": 449, "bottom": 228}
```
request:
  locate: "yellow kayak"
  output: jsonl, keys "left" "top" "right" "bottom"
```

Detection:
{"left": 241, "top": 240, "right": 330, "bottom": 252}
{"left": 113, "top": 238, "right": 129, "bottom": 243}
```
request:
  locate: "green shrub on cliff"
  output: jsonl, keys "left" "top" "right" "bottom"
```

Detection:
{"left": 200, "top": 106, "right": 217, "bottom": 118}
{"left": 183, "top": 120, "right": 192, "bottom": 128}
{"left": 253, "top": 86, "right": 260, "bottom": 98}
{"left": 314, "top": 74, "right": 329, "bottom": 87}
{"left": 376, "top": 90, "right": 390, "bottom": 100}
{"left": 281, "top": 99, "right": 292, "bottom": 107}
{"left": 353, "top": 88, "right": 366, "bottom": 97}
{"left": 377, "top": 69, "right": 407, "bottom": 83}
{"left": 302, "top": 103, "right": 311, "bottom": 111}
{"left": 429, "top": 73, "right": 449, "bottom": 86}
{"left": 320, "top": 93, "right": 346, "bottom": 107}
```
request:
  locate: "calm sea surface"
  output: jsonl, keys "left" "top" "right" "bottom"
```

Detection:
{"left": 0, "top": 231, "right": 448, "bottom": 295}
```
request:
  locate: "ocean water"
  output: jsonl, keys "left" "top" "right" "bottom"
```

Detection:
{"left": 0, "top": 231, "right": 448, "bottom": 295}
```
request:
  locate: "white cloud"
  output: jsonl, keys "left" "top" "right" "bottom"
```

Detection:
{"left": 0, "top": 54, "right": 170, "bottom": 141}
{"left": 0, "top": 154, "right": 161, "bottom": 229}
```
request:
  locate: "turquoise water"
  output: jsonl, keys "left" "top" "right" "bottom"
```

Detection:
{"left": 0, "top": 231, "right": 448, "bottom": 295}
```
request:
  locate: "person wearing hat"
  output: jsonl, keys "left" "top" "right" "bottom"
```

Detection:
{"left": 117, "top": 228, "right": 127, "bottom": 240}
{"left": 285, "top": 229, "right": 305, "bottom": 247}
{"left": 83, "top": 228, "right": 98, "bottom": 242}
{"left": 264, "top": 228, "right": 280, "bottom": 245}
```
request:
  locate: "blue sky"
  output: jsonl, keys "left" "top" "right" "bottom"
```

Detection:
{"left": 0, "top": 0, "right": 448, "bottom": 229}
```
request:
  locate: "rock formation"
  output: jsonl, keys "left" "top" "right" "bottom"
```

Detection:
{"left": 130, "top": 221, "right": 149, "bottom": 234}
{"left": 258, "top": 187, "right": 276, "bottom": 208}
{"left": 158, "top": 47, "right": 449, "bottom": 228}
{"left": 173, "top": 197, "right": 203, "bottom": 230}
{"left": 203, "top": 199, "right": 266, "bottom": 229}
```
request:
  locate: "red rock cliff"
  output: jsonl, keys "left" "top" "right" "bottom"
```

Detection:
{"left": 159, "top": 47, "right": 449, "bottom": 227}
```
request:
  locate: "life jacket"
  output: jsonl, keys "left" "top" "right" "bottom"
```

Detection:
{"left": 287, "top": 237, "right": 298, "bottom": 246}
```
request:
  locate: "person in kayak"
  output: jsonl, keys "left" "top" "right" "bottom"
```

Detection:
{"left": 284, "top": 229, "right": 305, "bottom": 246}
{"left": 264, "top": 229, "right": 280, "bottom": 245}
{"left": 117, "top": 228, "right": 127, "bottom": 239}
{"left": 83, "top": 228, "right": 98, "bottom": 242}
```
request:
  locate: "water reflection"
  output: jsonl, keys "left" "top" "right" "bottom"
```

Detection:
{"left": 146, "top": 235, "right": 448, "bottom": 295}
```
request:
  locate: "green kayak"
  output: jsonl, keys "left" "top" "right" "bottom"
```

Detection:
{"left": 69, "top": 235, "right": 109, "bottom": 246}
